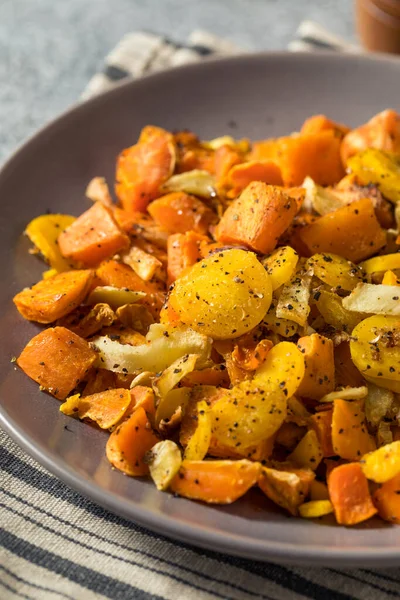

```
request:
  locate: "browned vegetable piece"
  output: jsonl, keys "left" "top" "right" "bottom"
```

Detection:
{"left": 332, "top": 399, "right": 375, "bottom": 460}
{"left": 373, "top": 473, "right": 400, "bottom": 524}
{"left": 115, "top": 125, "right": 175, "bottom": 213}
{"left": 106, "top": 406, "right": 159, "bottom": 475}
{"left": 58, "top": 303, "right": 115, "bottom": 338}
{"left": 148, "top": 192, "right": 215, "bottom": 235}
{"left": 14, "top": 269, "right": 94, "bottom": 324}
{"left": 297, "top": 334, "right": 335, "bottom": 401}
{"left": 82, "top": 368, "right": 116, "bottom": 396}
{"left": 216, "top": 182, "right": 297, "bottom": 254}
{"left": 328, "top": 462, "right": 378, "bottom": 525}
{"left": 310, "top": 410, "right": 335, "bottom": 457}
{"left": 58, "top": 202, "right": 129, "bottom": 267}
{"left": 295, "top": 198, "right": 386, "bottom": 263}
{"left": 167, "top": 231, "right": 208, "bottom": 284}
{"left": 334, "top": 343, "right": 365, "bottom": 388}
{"left": 258, "top": 466, "right": 315, "bottom": 515}
{"left": 341, "top": 109, "right": 400, "bottom": 164}
{"left": 169, "top": 459, "right": 261, "bottom": 503}
{"left": 301, "top": 114, "right": 350, "bottom": 138}
{"left": 17, "top": 327, "right": 96, "bottom": 399}
{"left": 61, "top": 388, "right": 131, "bottom": 429}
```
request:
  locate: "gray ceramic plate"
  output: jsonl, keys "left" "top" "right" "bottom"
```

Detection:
{"left": 1, "top": 51, "right": 400, "bottom": 567}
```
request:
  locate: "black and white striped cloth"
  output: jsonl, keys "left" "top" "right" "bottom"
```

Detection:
{"left": 3, "top": 22, "right": 400, "bottom": 600}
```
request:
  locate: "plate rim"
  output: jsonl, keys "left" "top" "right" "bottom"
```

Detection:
{"left": 2, "top": 50, "right": 400, "bottom": 567}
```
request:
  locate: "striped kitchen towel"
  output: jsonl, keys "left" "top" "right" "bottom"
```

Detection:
{"left": 3, "top": 21, "right": 400, "bottom": 600}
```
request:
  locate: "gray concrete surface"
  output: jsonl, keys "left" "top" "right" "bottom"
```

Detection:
{"left": 0, "top": 0, "right": 355, "bottom": 162}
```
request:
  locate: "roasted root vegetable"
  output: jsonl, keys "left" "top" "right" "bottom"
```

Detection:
{"left": 14, "top": 110, "right": 400, "bottom": 527}
{"left": 328, "top": 462, "right": 378, "bottom": 525}
{"left": 58, "top": 202, "right": 130, "bottom": 266}
{"left": 216, "top": 182, "right": 297, "bottom": 254}
{"left": 17, "top": 327, "right": 97, "bottom": 399}
{"left": 106, "top": 406, "right": 159, "bottom": 475}
{"left": 14, "top": 269, "right": 94, "bottom": 323}
{"left": 170, "top": 459, "right": 261, "bottom": 503}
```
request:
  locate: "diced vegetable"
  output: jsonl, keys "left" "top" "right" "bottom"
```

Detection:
{"left": 360, "top": 253, "right": 400, "bottom": 275}
{"left": 121, "top": 245, "right": 163, "bottom": 282}
{"left": 25, "top": 214, "right": 76, "bottom": 272}
{"left": 85, "top": 177, "right": 113, "bottom": 206}
{"left": 216, "top": 182, "right": 297, "bottom": 254}
{"left": 332, "top": 398, "right": 375, "bottom": 460}
{"left": 262, "top": 246, "right": 299, "bottom": 291}
{"left": 298, "top": 500, "right": 334, "bottom": 518}
{"left": 60, "top": 388, "right": 131, "bottom": 429}
{"left": 116, "top": 125, "right": 176, "bottom": 212}
{"left": 258, "top": 466, "right": 315, "bottom": 515}
{"left": 361, "top": 441, "right": 400, "bottom": 483}
{"left": 287, "top": 430, "right": 323, "bottom": 471}
{"left": 297, "top": 334, "right": 335, "bottom": 400}
{"left": 308, "top": 253, "right": 364, "bottom": 292}
{"left": 14, "top": 269, "right": 93, "bottom": 324}
{"left": 341, "top": 109, "right": 400, "bottom": 164}
{"left": 316, "top": 290, "right": 364, "bottom": 333}
{"left": 58, "top": 202, "right": 129, "bottom": 266}
{"left": 106, "top": 406, "right": 159, "bottom": 475}
{"left": 86, "top": 286, "right": 145, "bottom": 309}
{"left": 167, "top": 248, "right": 272, "bottom": 339}
{"left": 17, "top": 327, "right": 96, "bottom": 399}
{"left": 310, "top": 410, "right": 334, "bottom": 457}
{"left": 302, "top": 177, "right": 346, "bottom": 216}
{"left": 319, "top": 386, "right": 368, "bottom": 403}
{"left": 184, "top": 400, "right": 212, "bottom": 460}
{"left": 147, "top": 440, "right": 182, "bottom": 490}
{"left": 276, "top": 265, "right": 312, "bottom": 327}
{"left": 296, "top": 198, "right": 386, "bottom": 263}
{"left": 170, "top": 459, "right": 261, "bottom": 503}
{"left": 166, "top": 231, "right": 207, "bottom": 284}
{"left": 347, "top": 148, "right": 400, "bottom": 204}
{"left": 328, "top": 462, "right": 378, "bottom": 525}
{"left": 365, "top": 382, "right": 394, "bottom": 428}
{"left": 148, "top": 192, "right": 215, "bottom": 235}
{"left": 373, "top": 473, "right": 400, "bottom": 524}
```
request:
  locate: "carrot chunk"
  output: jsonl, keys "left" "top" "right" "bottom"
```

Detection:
{"left": 341, "top": 109, "right": 400, "bottom": 164}
{"left": 297, "top": 334, "right": 335, "bottom": 400}
{"left": 115, "top": 125, "right": 175, "bottom": 212}
{"left": 328, "top": 462, "right": 378, "bottom": 525}
{"left": 216, "top": 182, "right": 297, "bottom": 254}
{"left": 58, "top": 202, "right": 129, "bottom": 267}
{"left": 106, "top": 406, "right": 159, "bottom": 475}
{"left": 148, "top": 192, "right": 215, "bottom": 235}
{"left": 301, "top": 114, "right": 350, "bottom": 137}
{"left": 17, "top": 327, "right": 96, "bottom": 399}
{"left": 170, "top": 459, "right": 261, "bottom": 503}
{"left": 296, "top": 198, "right": 386, "bottom": 263}
{"left": 13, "top": 269, "right": 93, "bottom": 324}
{"left": 167, "top": 231, "right": 207, "bottom": 284}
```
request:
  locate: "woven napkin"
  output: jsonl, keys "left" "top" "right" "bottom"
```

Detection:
{"left": 2, "top": 21, "right": 400, "bottom": 600}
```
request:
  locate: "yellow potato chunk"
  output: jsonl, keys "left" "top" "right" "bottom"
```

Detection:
{"left": 255, "top": 341, "right": 305, "bottom": 398}
{"left": 184, "top": 400, "right": 212, "bottom": 460}
{"left": 147, "top": 440, "right": 182, "bottom": 491}
{"left": 308, "top": 253, "right": 364, "bottom": 291}
{"left": 299, "top": 500, "right": 334, "bottom": 518}
{"left": 168, "top": 249, "right": 272, "bottom": 339}
{"left": 287, "top": 430, "right": 323, "bottom": 471}
{"left": 361, "top": 441, "right": 400, "bottom": 483}
{"left": 25, "top": 214, "right": 76, "bottom": 272}
{"left": 347, "top": 148, "right": 400, "bottom": 204}
{"left": 350, "top": 315, "right": 400, "bottom": 381}
{"left": 262, "top": 246, "right": 299, "bottom": 291}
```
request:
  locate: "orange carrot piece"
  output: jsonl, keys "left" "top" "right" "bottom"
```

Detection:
{"left": 167, "top": 231, "right": 207, "bottom": 284}
{"left": 249, "top": 139, "right": 279, "bottom": 163}
{"left": 214, "top": 145, "right": 242, "bottom": 186}
{"left": 328, "top": 462, "right": 378, "bottom": 525}
{"left": 174, "top": 130, "right": 215, "bottom": 173}
{"left": 215, "top": 182, "right": 297, "bottom": 254}
{"left": 17, "top": 326, "right": 96, "bottom": 399}
{"left": 276, "top": 131, "right": 345, "bottom": 186}
{"left": 300, "top": 114, "right": 350, "bottom": 137}
{"left": 373, "top": 473, "right": 400, "bottom": 524}
{"left": 148, "top": 192, "right": 215, "bottom": 235}
{"left": 332, "top": 399, "right": 376, "bottom": 461}
{"left": 106, "top": 406, "right": 159, "bottom": 476}
{"left": 182, "top": 365, "right": 231, "bottom": 388}
{"left": 296, "top": 198, "right": 386, "bottom": 263}
{"left": 341, "top": 109, "right": 400, "bottom": 164}
{"left": 82, "top": 368, "right": 116, "bottom": 396}
{"left": 13, "top": 269, "right": 93, "bottom": 324}
{"left": 77, "top": 388, "right": 131, "bottom": 429}
{"left": 226, "top": 161, "right": 283, "bottom": 196}
{"left": 334, "top": 343, "right": 365, "bottom": 388}
{"left": 115, "top": 125, "right": 175, "bottom": 212}
{"left": 169, "top": 459, "right": 261, "bottom": 503}
{"left": 297, "top": 334, "right": 335, "bottom": 400}
{"left": 95, "top": 260, "right": 160, "bottom": 294}
{"left": 310, "top": 410, "right": 335, "bottom": 457}
{"left": 58, "top": 202, "right": 129, "bottom": 267}
{"left": 128, "top": 385, "right": 156, "bottom": 419}
{"left": 258, "top": 466, "right": 315, "bottom": 515}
